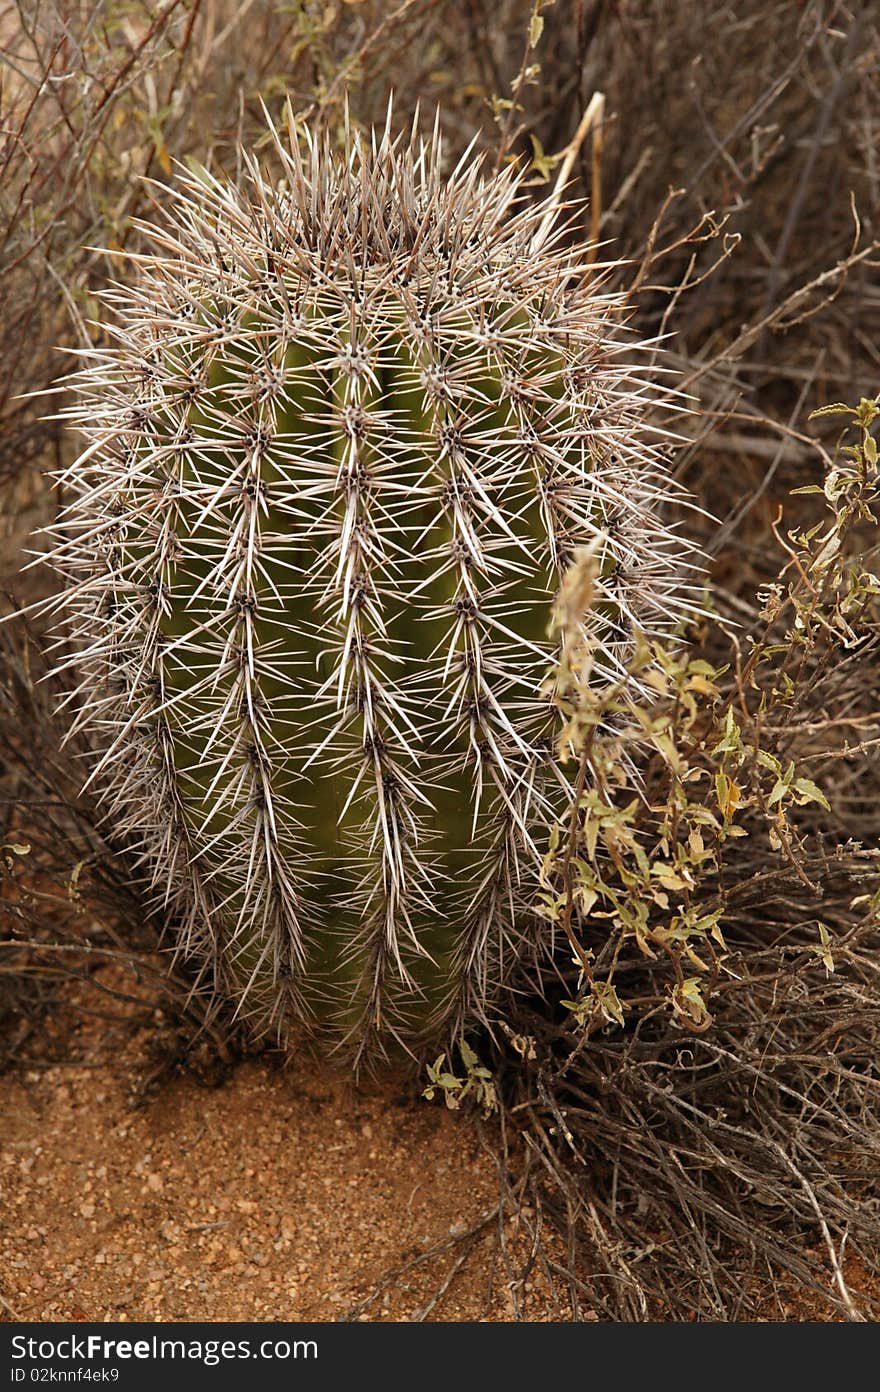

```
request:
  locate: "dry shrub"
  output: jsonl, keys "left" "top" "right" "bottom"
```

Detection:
{"left": 491, "top": 397, "right": 880, "bottom": 1320}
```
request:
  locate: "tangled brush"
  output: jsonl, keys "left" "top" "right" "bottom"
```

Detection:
{"left": 34, "top": 103, "right": 700, "bottom": 1062}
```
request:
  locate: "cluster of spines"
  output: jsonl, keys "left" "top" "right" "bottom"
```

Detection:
{"left": 39, "top": 104, "right": 702, "bottom": 1061}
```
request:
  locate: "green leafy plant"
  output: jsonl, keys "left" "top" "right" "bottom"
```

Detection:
{"left": 540, "top": 394, "right": 879, "bottom": 1037}
{"left": 423, "top": 1038, "right": 498, "bottom": 1114}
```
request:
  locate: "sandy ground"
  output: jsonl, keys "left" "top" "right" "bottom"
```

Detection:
{"left": 0, "top": 1049, "right": 565, "bottom": 1323}
{"left": 1, "top": 967, "right": 874, "bottom": 1324}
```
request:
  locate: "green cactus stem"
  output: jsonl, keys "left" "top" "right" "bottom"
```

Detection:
{"left": 40, "top": 104, "right": 702, "bottom": 1062}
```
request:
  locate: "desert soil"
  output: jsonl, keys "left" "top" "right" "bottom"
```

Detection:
{"left": 0, "top": 1004, "right": 565, "bottom": 1323}
{"left": 0, "top": 968, "right": 871, "bottom": 1324}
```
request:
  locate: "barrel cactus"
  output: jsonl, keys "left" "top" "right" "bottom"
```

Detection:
{"left": 43, "top": 105, "right": 698, "bottom": 1062}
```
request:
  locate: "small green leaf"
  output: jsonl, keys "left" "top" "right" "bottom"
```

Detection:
{"left": 672, "top": 977, "right": 712, "bottom": 1030}
{"left": 459, "top": 1038, "right": 478, "bottom": 1072}
{"left": 793, "top": 776, "right": 831, "bottom": 810}
{"left": 808, "top": 403, "right": 857, "bottom": 419}
{"left": 755, "top": 750, "right": 781, "bottom": 773}
{"left": 527, "top": 132, "right": 557, "bottom": 181}
{"left": 590, "top": 980, "right": 627, "bottom": 1027}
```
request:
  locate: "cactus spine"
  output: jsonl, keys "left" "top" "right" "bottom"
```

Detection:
{"left": 44, "top": 106, "right": 699, "bottom": 1061}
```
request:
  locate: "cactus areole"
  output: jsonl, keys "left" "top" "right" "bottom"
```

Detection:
{"left": 47, "top": 106, "right": 697, "bottom": 1061}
